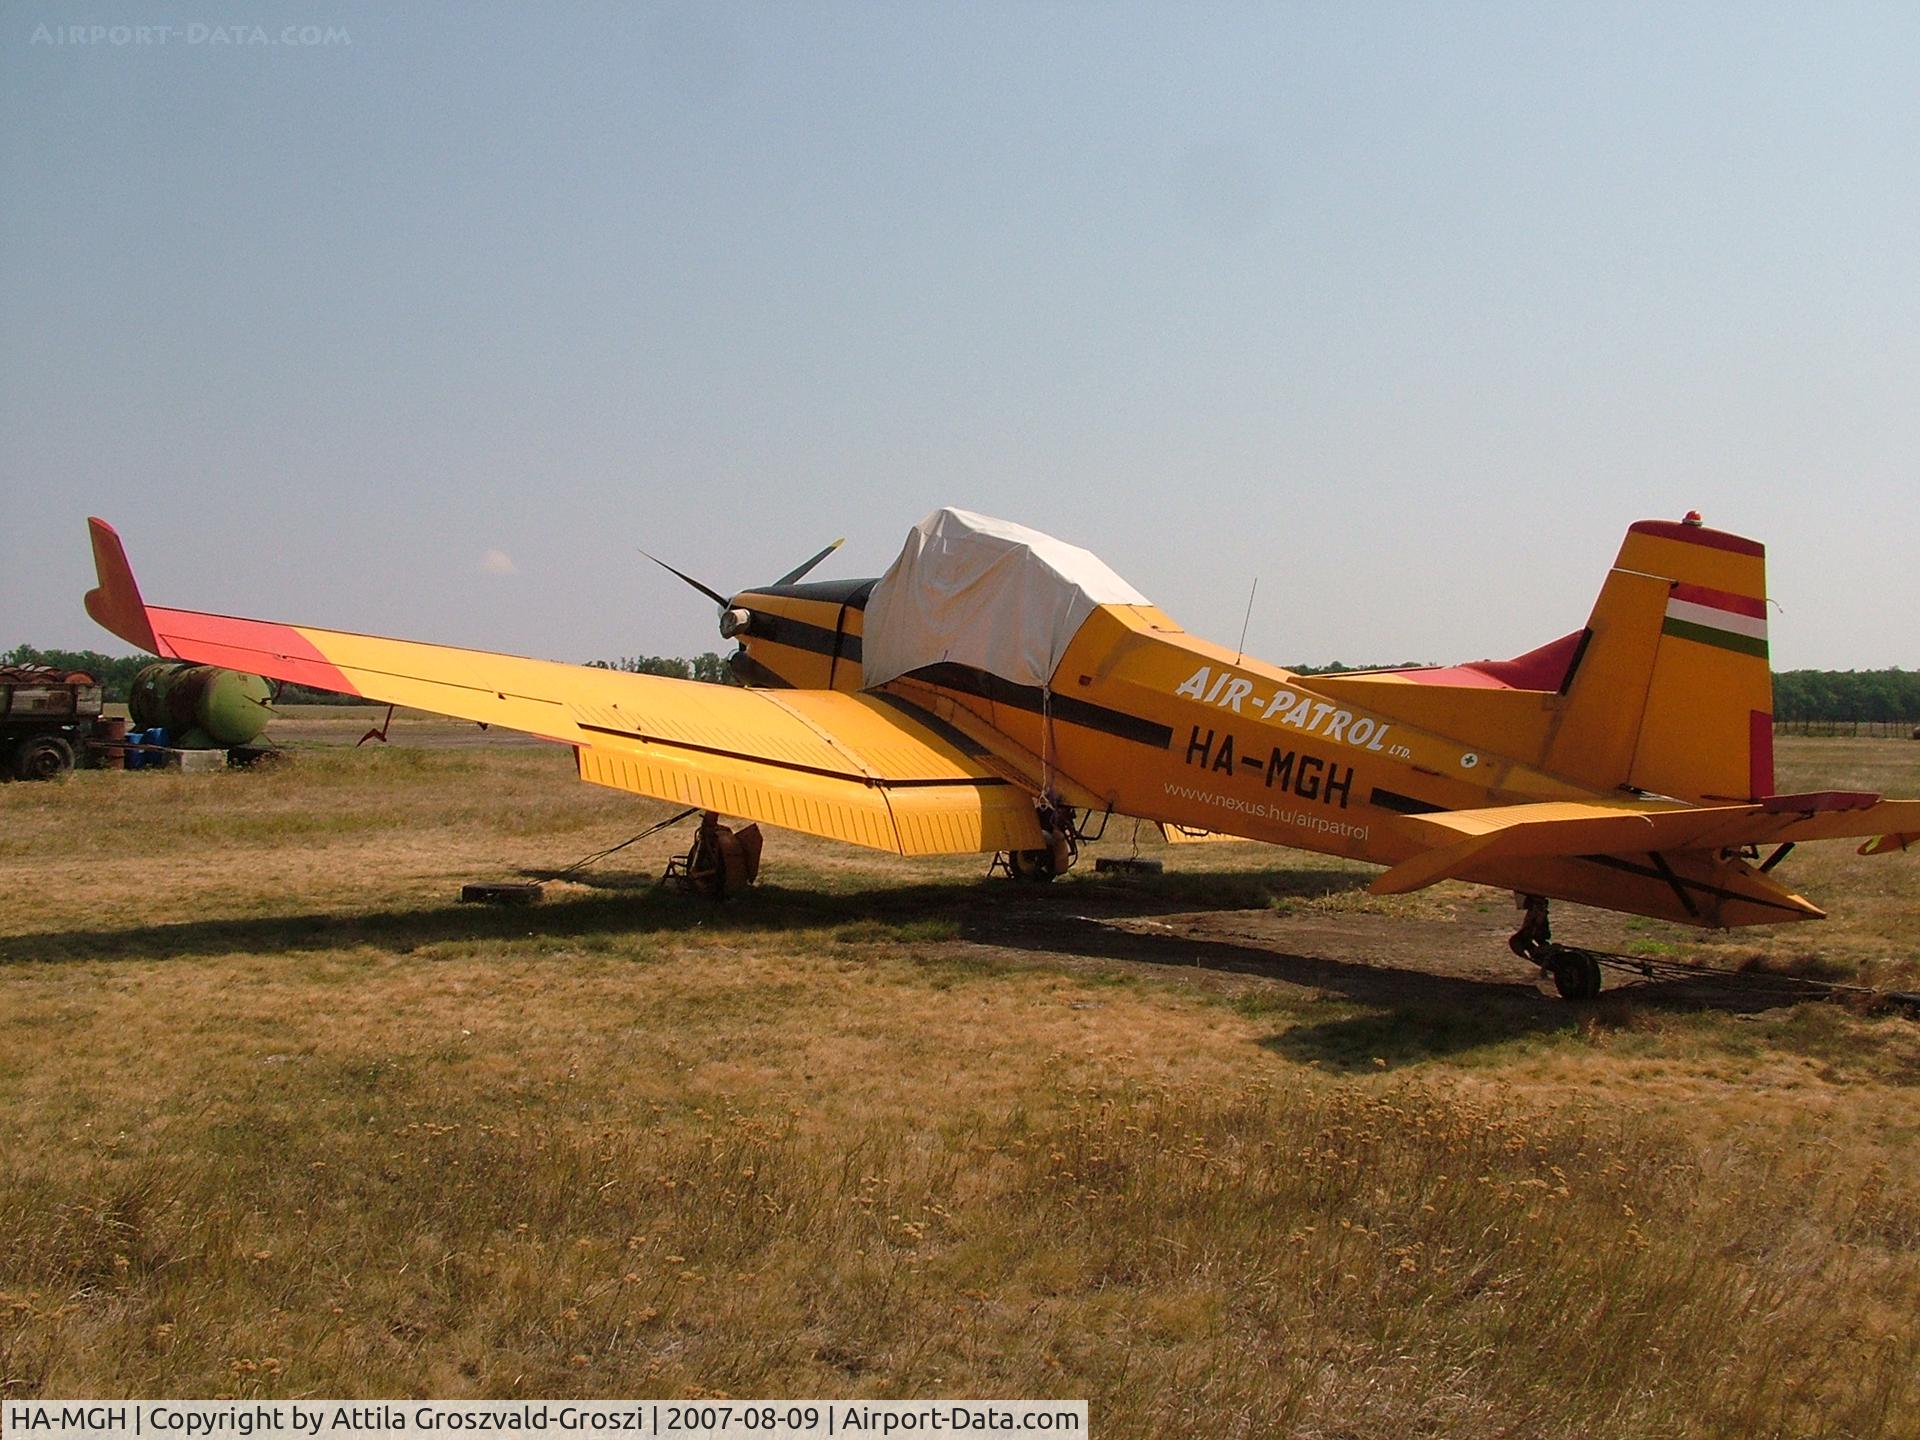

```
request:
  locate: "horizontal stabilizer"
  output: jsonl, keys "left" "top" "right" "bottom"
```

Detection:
{"left": 1861, "top": 832, "right": 1920, "bottom": 857}
{"left": 1374, "top": 794, "right": 1920, "bottom": 896}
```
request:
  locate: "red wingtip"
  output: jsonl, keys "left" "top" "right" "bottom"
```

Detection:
{"left": 85, "top": 517, "right": 162, "bottom": 654}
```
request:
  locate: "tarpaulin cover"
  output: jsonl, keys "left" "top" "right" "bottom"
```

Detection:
{"left": 861, "top": 508, "right": 1151, "bottom": 691}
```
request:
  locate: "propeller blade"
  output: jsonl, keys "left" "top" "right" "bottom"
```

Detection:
{"left": 640, "top": 550, "right": 731, "bottom": 609}
{"left": 773, "top": 537, "right": 845, "bottom": 587}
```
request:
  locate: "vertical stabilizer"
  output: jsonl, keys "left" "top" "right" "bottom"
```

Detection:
{"left": 1546, "top": 518, "right": 1772, "bottom": 803}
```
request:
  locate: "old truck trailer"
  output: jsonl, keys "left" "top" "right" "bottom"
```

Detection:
{"left": 0, "top": 664, "right": 105, "bottom": 779}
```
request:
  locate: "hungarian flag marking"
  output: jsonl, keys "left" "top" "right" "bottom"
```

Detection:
{"left": 1661, "top": 583, "right": 1768, "bottom": 658}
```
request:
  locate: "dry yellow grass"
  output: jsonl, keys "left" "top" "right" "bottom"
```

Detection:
{"left": 3, "top": 727, "right": 1918, "bottom": 1436}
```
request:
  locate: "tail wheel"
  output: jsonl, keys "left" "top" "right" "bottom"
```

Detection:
{"left": 14, "top": 734, "right": 75, "bottom": 781}
{"left": 1548, "top": 948, "right": 1603, "bottom": 1002}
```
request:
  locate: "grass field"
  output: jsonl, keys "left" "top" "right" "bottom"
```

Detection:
{"left": 4, "top": 720, "right": 1919, "bottom": 1436}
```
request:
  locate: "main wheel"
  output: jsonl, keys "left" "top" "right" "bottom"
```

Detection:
{"left": 14, "top": 734, "right": 75, "bottom": 781}
{"left": 1009, "top": 848, "right": 1059, "bottom": 884}
{"left": 1549, "top": 949, "right": 1603, "bottom": 1002}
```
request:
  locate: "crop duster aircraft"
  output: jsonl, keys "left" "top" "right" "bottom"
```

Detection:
{"left": 84, "top": 508, "right": 1918, "bottom": 1000}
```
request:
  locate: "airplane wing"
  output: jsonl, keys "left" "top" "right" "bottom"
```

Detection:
{"left": 1372, "top": 794, "right": 1920, "bottom": 895}
{"left": 85, "top": 519, "right": 1046, "bottom": 857}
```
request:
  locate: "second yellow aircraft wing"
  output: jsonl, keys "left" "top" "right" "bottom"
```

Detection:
{"left": 84, "top": 519, "right": 1046, "bottom": 857}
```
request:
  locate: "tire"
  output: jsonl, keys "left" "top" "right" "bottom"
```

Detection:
{"left": 1549, "top": 949, "right": 1603, "bottom": 1002}
{"left": 15, "top": 734, "right": 75, "bottom": 781}
{"left": 1009, "top": 848, "right": 1059, "bottom": 884}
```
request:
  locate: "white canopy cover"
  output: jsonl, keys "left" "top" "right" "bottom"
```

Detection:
{"left": 861, "top": 508, "right": 1152, "bottom": 691}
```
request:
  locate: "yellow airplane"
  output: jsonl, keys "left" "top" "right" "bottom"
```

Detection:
{"left": 84, "top": 508, "right": 1918, "bottom": 1000}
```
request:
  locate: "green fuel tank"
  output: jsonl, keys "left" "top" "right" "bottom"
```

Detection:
{"left": 129, "top": 663, "right": 273, "bottom": 748}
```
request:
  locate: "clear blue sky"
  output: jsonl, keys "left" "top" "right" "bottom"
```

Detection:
{"left": 4, "top": 1, "right": 1916, "bottom": 671}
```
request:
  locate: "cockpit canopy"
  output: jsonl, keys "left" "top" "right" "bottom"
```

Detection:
{"left": 861, "top": 508, "right": 1151, "bottom": 691}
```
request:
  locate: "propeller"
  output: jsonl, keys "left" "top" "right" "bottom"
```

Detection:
{"left": 640, "top": 550, "right": 730, "bottom": 610}
{"left": 641, "top": 537, "right": 847, "bottom": 613}
{"left": 773, "top": 537, "right": 844, "bottom": 587}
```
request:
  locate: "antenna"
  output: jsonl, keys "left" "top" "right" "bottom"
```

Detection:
{"left": 1234, "top": 577, "right": 1259, "bottom": 666}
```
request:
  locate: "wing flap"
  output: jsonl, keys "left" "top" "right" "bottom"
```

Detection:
{"left": 575, "top": 745, "right": 906, "bottom": 851}
{"left": 575, "top": 694, "right": 1047, "bottom": 855}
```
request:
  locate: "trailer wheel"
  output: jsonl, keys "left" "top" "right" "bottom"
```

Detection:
{"left": 14, "top": 734, "right": 75, "bottom": 781}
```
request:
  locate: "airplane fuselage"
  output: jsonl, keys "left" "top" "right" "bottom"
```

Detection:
{"left": 725, "top": 578, "right": 1821, "bottom": 929}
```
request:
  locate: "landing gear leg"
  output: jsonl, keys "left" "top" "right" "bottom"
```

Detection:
{"left": 1508, "top": 893, "right": 1553, "bottom": 962}
{"left": 1508, "top": 893, "right": 1602, "bottom": 1001}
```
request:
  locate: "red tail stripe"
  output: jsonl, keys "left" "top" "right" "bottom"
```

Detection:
{"left": 1671, "top": 583, "right": 1767, "bottom": 619}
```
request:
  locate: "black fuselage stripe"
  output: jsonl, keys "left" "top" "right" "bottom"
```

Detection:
{"left": 744, "top": 623, "right": 1170, "bottom": 749}
{"left": 755, "top": 613, "right": 862, "bottom": 663}
{"left": 729, "top": 651, "right": 793, "bottom": 689}
{"left": 867, "top": 690, "right": 990, "bottom": 757}
{"left": 747, "top": 577, "right": 879, "bottom": 608}
{"left": 1370, "top": 788, "right": 1445, "bottom": 815}
{"left": 906, "top": 663, "right": 1174, "bottom": 749}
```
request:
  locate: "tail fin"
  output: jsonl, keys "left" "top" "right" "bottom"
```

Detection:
{"left": 1545, "top": 518, "right": 1772, "bottom": 803}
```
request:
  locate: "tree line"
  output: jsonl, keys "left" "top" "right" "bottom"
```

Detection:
{"left": 1297, "top": 660, "right": 1919, "bottom": 729}
{"left": 10, "top": 644, "right": 1916, "bottom": 726}
{"left": 587, "top": 654, "right": 738, "bottom": 684}
{"left": 1, "top": 644, "right": 745, "bottom": 703}
{"left": 1772, "top": 669, "right": 1920, "bottom": 728}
